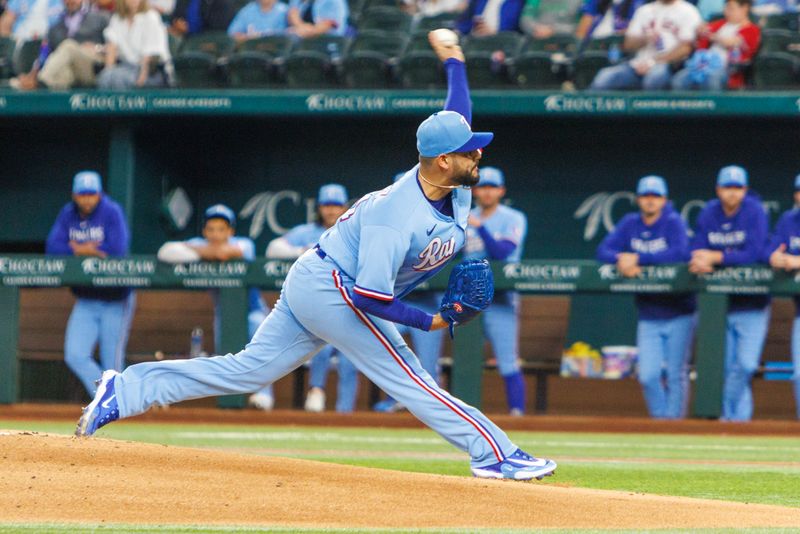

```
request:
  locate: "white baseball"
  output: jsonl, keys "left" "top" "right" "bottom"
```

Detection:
{"left": 431, "top": 28, "right": 459, "bottom": 47}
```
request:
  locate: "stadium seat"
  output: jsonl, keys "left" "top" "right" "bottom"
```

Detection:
{"left": 399, "top": 50, "right": 444, "bottom": 88}
{"left": 342, "top": 30, "right": 407, "bottom": 87}
{"left": 584, "top": 34, "right": 624, "bottom": 53}
{"left": 0, "top": 37, "right": 14, "bottom": 80}
{"left": 753, "top": 52, "right": 799, "bottom": 88}
{"left": 398, "top": 33, "right": 443, "bottom": 88}
{"left": 358, "top": 6, "right": 412, "bottom": 32}
{"left": 228, "top": 51, "right": 276, "bottom": 88}
{"left": 412, "top": 12, "right": 458, "bottom": 32}
{"left": 462, "top": 32, "right": 522, "bottom": 88}
{"left": 285, "top": 35, "right": 348, "bottom": 88}
{"left": 179, "top": 31, "right": 236, "bottom": 57}
{"left": 12, "top": 39, "right": 41, "bottom": 76}
{"left": 762, "top": 12, "right": 800, "bottom": 32}
{"left": 572, "top": 51, "right": 610, "bottom": 89}
{"left": 173, "top": 32, "right": 235, "bottom": 87}
{"left": 522, "top": 34, "right": 578, "bottom": 55}
{"left": 509, "top": 36, "right": 570, "bottom": 89}
{"left": 758, "top": 29, "right": 800, "bottom": 60}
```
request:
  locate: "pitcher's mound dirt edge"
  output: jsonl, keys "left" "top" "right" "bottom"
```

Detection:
{"left": 2, "top": 431, "right": 799, "bottom": 530}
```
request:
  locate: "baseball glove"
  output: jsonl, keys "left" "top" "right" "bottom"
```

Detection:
{"left": 439, "top": 259, "right": 494, "bottom": 337}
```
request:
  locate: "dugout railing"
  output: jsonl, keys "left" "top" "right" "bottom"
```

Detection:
{"left": 1, "top": 254, "right": 797, "bottom": 418}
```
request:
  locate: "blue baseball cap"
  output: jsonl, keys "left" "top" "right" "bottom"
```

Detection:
{"left": 204, "top": 204, "right": 236, "bottom": 226}
{"left": 717, "top": 165, "right": 748, "bottom": 187}
{"left": 317, "top": 184, "right": 348, "bottom": 206}
{"left": 637, "top": 175, "right": 668, "bottom": 197}
{"left": 476, "top": 167, "right": 504, "bottom": 187}
{"left": 794, "top": 174, "right": 800, "bottom": 190}
{"left": 416, "top": 111, "right": 494, "bottom": 157}
{"left": 72, "top": 171, "right": 102, "bottom": 194}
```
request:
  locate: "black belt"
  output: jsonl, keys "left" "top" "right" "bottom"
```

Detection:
{"left": 314, "top": 244, "right": 326, "bottom": 259}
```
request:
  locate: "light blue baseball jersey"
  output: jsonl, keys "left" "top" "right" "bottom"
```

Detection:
{"left": 283, "top": 222, "right": 326, "bottom": 247}
{"left": 186, "top": 236, "right": 267, "bottom": 314}
{"left": 463, "top": 205, "right": 527, "bottom": 262}
{"left": 318, "top": 166, "right": 471, "bottom": 302}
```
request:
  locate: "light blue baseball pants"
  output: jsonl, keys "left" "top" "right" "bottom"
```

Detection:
{"left": 65, "top": 293, "right": 136, "bottom": 396}
{"left": 636, "top": 314, "right": 695, "bottom": 419}
{"left": 114, "top": 250, "right": 516, "bottom": 467}
{"left": 722, "top": 308, "right": 770, "bottom": 421}
{"left": 308, "top": 345, "right": 359, "bottom": 413}
{"left": 790, "top": 316, "right": 800, "bottom": 419}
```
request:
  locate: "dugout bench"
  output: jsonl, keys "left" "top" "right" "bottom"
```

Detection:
{"left": 1, "top": 255, "right": 798, "bottom": 418}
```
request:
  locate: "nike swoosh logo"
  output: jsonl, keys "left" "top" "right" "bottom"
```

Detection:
{"left": 101, "top": 395, "right": 116, "bottom": 409}
{"left": 426, "top": 225, "right": 437, "bottom": 236}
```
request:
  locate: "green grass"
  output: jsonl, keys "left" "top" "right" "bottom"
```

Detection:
{"left": 3, "top": 420, "right": 800, "bottom": 509}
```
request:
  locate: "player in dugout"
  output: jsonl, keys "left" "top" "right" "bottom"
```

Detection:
{"left": 265, "top": 184, "right": 359, "bottom": 413}
{"left": 46, "top": 171, "right": 135, "bottom": 399}
{"left": 464, "top": 166, "right": 529, "bottom": 415}
{"left": 157, "top": 204, "right": 271, "bottom": 407}
{"left": 765, "top": 173, "right": 800, "bottom": 420}
{"left": 76, "top": 30, "right": 557, "bottom": 482}
{"left": 597, "top": 175, "right": 695, "bottom": 419}
{"left": 689, "top": 165, "right": 769, "bottom": 422}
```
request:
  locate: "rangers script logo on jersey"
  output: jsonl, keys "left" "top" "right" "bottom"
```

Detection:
{"left": 413, "top": 236, "right": 457, "bottom": 271}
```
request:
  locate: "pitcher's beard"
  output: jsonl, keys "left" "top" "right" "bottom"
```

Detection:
{"left": 453, "top": 166, "right": 479, "bottom": 188}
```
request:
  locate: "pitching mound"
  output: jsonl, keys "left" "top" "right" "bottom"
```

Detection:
{"left": 2, "top": 430, "right": 800, "bottom": 530}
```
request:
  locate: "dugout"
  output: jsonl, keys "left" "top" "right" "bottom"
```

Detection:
{"left": 1, "top": 90, "right": 798, "bottom": 417}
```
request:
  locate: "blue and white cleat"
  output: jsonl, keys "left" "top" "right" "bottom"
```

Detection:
{"left": 75, "top": 370, "right": 120, "bottom": 437}
{"left": 471, "top": 449, "right": 557, "bottom": 481}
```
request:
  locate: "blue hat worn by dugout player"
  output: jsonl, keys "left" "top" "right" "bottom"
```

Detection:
{"left": 717, "top": 165, "right": 748, "bottom": 187}
{"left": 318, "top": 184, "right": 348, "bottom": 205}
{"left": 204, "top": 204, "right": 236, "bottom": 226}
{"left": 637, "top": 175, "right": 668, "bottom": 197}
{"left": 72, "top": 171, "right": 103, "bottom": 194}
{"left": 794, "top": 174, "right": 800, "bottom": 190}
{"left": 477, "top": 167, "right": 505, "bottom": 187}
{"left": 416, "top": 111, "right": 494, "bottom": 157}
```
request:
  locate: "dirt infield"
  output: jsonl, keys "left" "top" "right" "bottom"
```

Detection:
{"left": 2, "top": 431, "right": 800, "bottom": 530}
{"left": 4, "top": 403, "right": 800, "bottom": 436}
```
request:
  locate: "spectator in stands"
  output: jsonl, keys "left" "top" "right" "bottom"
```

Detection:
{"left": 227, "top": 0, "right": 287, "bottom": 43}
{"left": 463, "top": 167, "right": 529, "bottom": 415}
{"left": 170, "top": 0, "right": 234, "bottom": 37}
{"left": 520, "top": 0, "right": 583, "bottom": 39}
{"left": 158, "top": 204, "right": 273, "bottom": 410}
{"left": 97, "top": 0, "right": 171, "bottom": 89}
{"left": 265, "top": 184, "right": 358, "bottom": 413}
{"left": 671, "top": 0, "right": 760, "bottom": 91}
{"left": 576, "top": 0, "right": 643, "bottom": 40}
{"left": 0, "top": 0, "right": 63, "bottom": 40}
{"left": 766, "top": 174, "right": 800, "bottom": 420}
{"left": 589, "top": 0, "right": 702, "bottom": 90}
{"left": 597, "top": 176, "right": 695, "bottom": 419}
{"left": 9, "top": 0, "right": 109, "bottom": 91}
{"left": 45, "top": 171, "right": 135, "bottom": 399}
{"left": 286, "top": 0, "right": 347, "bottom": 38}
{"left": 690, "top": 165, "right": 770, "bottom": 422}
{"left": 401, "top": 0, "right": 467, "bottom": 19}
{"left": 456, "top": 0, "right": 524, "bottom": 35}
